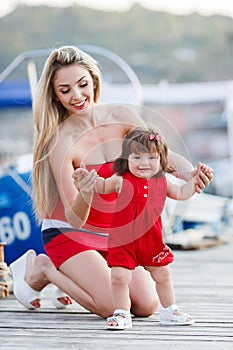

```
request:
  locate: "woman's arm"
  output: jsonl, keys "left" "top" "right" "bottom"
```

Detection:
{"left": 168, "top": 150, "right": 213, "bottom": 193}
{"left": 167, "top": 163, "right": 212, "bottom": 200}
{"left": 49, "top": 142, "right": 96, "bottom": 229}
{"left": 168, "top": 150, "right": 194, "bottom": 181}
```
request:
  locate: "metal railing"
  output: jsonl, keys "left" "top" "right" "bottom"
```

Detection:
{"left": 0, "top": 45, "right": 143, "bottom": 105}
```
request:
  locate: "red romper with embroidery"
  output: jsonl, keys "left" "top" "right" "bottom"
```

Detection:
{"left": 107, "top": 171, "right": 174, "bottom": 269}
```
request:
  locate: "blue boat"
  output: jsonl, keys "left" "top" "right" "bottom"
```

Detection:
{"left": 0, "top": 154, "right": 45, "bottom": 264}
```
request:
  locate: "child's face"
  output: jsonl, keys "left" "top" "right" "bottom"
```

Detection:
{"left": 128, "top": 152, "right": 160, "bottom": 179}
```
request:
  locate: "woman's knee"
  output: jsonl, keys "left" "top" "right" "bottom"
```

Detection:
{"left": 95, "top": 303, "right": 114, "bottom": 318}
{"left": 131, "top": 297, "right": 159, "bottom": 317}
{"left": 35, "top": 254, "right": 55, "bottom": 275}
{"left": 129, "top": 266, "right": 159, "bottom": 316}
{"left": 90, "top": 294, "right": 114, "bottom": 318}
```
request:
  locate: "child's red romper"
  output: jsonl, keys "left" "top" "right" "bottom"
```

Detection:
{"left": 108, "top": 171, "right": 174, "bottom": 269}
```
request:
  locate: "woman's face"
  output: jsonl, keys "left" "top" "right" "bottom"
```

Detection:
{"left": 53, "top": 63, "right": 95, "bottom": 116}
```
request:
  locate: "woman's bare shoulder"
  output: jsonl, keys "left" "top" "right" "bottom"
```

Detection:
{"left": 98, "top": 104, "right": 146, "bottom": 126}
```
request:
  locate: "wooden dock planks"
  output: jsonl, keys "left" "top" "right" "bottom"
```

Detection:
{"left": 0, "top": 241, "right": 233, "bottom": 349}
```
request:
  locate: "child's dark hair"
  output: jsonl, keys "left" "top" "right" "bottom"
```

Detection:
{"left": 113, "top": 127, "right": 174, "bottom": 176}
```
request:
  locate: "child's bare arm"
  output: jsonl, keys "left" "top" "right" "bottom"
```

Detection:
{"left": 95, "top": 174, "right": 121, "bottom": 194}
{"left": 72, "top": 164, "right": 120, "bottom": 194}
{"left": 167, "top": 162, "right": 212, "bottom": 200}
{"left": 167, "top": 176, "right": 197, "bottom": 200}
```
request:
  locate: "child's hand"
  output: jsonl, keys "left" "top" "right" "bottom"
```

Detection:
{"left": 193, "top": 162, "right": 214, "bottom": 193}
{"left": 72, "top": 163, "right": 88, "bottom": 189}
{"left": 72, "top": 163, "right": 98, "bottom": 193}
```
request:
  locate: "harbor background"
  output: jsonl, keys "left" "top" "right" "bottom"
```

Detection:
{"left": 0, "top": 2, "right": 233, "bottom": 348}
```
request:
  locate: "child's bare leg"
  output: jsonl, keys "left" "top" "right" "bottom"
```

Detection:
{"left": 147, "top": 265, "right": 175, "bottom": 307}
{"left": 106, "top": 266, "right": 132, "bottom": 328}
{"left": 146, "top": 265, "right": 194, "bottom": 325}
{"left": 111, "top": 266, "right": 132, "bottom": 310}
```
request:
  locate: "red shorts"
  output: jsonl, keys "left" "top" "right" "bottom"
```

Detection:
{"left": 42, "top": 228, "right": 108, "bottom": 268}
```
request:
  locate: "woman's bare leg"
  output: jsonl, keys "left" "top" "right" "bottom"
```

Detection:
{"left": 26, "top": 253, "right": 159, "bottom": 318}
{"left": 58, "top": 251, "right": 114, "bottom": 317}
{"left": 26, "top": 250, "right": 113, "bottom": 318}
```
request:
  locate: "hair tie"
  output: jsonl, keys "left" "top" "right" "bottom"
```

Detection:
{"left": 149, "top": 133, "right": 160, "bottom": 141}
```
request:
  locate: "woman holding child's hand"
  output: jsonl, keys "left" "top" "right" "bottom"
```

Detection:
{"left": 10, "top": 45, "right": 213, "bottom": 317}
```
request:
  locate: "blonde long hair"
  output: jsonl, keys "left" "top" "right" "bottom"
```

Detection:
{"left": 32, "top": 45, "right": 101, "bottom": 223}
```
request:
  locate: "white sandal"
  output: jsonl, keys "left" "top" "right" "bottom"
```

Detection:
{"left": 10, "top": 250, "right": 41, "bottom": 310}
{"left": 106, "top": 309, "right": 132, "bottom": 330}
{"left": 159, "top": 304, "right": 194, "bottom": 326}
{"left": 10, "top": 251, "right": 72, "bottom": 310}
{"left": 51, "top": 285, "right": 72, "bottom": 309}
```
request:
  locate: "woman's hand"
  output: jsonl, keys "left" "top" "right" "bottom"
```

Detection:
{"left": 193, "top": 162, "right": 214, "bottom": 193}
{"left": 72, "top": 163, "right": 98, "bottom": 194}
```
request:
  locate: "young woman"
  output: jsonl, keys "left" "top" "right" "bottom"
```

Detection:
{"left": 10, "top": 46, "right": 213, "bottom": 317}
